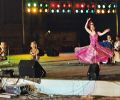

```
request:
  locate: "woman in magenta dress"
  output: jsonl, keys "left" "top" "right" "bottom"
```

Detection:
{"left": 75, "top": 18, "right": 113, "bottom": 64}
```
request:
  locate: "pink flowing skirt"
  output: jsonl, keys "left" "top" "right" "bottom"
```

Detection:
{"left": 75, "top": 44, "right": 113, "bottom": 64}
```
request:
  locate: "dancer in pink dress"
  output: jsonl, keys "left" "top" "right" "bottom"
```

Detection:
{"left": 75, "top": 18, "right": 113, "bottom": 64}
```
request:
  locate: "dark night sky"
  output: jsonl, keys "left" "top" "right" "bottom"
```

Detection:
{"left": 0, "top": 0, "right": 119, "bottom": 39}
{"left": 0, "top": 0, "right": 21, "bottom": 24}
{"left": 0, "top": 0, "right": 119, "bottom": 48}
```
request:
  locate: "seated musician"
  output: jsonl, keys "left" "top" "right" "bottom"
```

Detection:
{"left": 113, "top": 36, "right": 120, "bottom": 63}
{"left": 0, "top": 42, "right": 7, "bottom": 61}
{"left": 99, "top": 35, "right": 113, "bottom": 64}
{"left": 30, "top": 41, "right": 40, "bottom": 61}
{"left": 106, "top": 35, "right": 114, "bottom": 49}
{"left": 114, "top": 36, "right": 120, "bottom": 51}
{"left": 99, "top": 35, "right": 113, "bottom": 49}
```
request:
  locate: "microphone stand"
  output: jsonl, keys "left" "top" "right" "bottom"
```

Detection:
{"left": 6, "top": 46, "right": 10, "bottom": 64}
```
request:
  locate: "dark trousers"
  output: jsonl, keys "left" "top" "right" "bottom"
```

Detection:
{"left": 87, "top": 63, "right": 100, "bottom": 80}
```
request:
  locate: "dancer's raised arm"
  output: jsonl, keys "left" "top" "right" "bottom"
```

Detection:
{"left": 85, "top": 18, "right": 92, "bottom": 35}
{"left": 98, "top": 28, "right": 110, "bottom": 36}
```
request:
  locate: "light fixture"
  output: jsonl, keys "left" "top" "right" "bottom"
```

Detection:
{"left": 75, "top": 9, "right": 79, "bottom": 13}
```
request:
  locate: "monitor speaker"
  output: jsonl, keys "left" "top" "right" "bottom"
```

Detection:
{"left": 19, "top": 60, "right": 46, "bottom": 78}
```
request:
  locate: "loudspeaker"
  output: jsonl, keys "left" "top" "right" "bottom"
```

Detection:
{"left": 19, "top": 60, "right": 46, "bottom": 78}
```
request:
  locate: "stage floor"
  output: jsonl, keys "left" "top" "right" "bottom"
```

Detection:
{"left": 0, "top": 53, "right": 120, "bottom": 80}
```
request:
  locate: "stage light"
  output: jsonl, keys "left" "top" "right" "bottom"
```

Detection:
{"left": 102, "top": 5, "right": 105, "bottom": 8}
{"left": 101, "top": 9, "right": 105, "bottom": 14}
{"left": 57, "top": 4, "right": 60, "bottom": 8}
{"left": 25, "top": 1, "right": 117, "bottom": 15}
{"left": 40, "top": 3, "right": 43, "bottom": 7}
{"left": 63, "top": 4, "right": 66, "bottom": 8}
{"left": 112, "top": 9, "right": 116, "bottom": 13}
{"left": 97, "top": 5, "right": 101, "bottom": 8}
{"left": 80, "top": 9, "right": 84, "bottom": 13}
{"left": 56, "top": 9, "right": 60, "bottom": 13}
{"left": 50, "top": 3, "right": 56, "bottom": 8}
{"left": 81, "top": 4, "right": 85, "bottom": 8}
{"left": 113, "top": 4, "right": 116, "bottom": 8}
{"left": 108, "top": 4, "right": 111, "bottom": 8}
{"left": 39, "top": 9, "right": 42, "bottom": 13}
{"left": 75, "top": 3, "right": 80, "bottom": 8}
{"left": 107, "top": 10, "right": 110, "bottom": 13}
{"left": 91, "top": 4, "right": 95, "bottom": 8}
{"left": 86, "top": 9, "right": 89, "bottom": 13}
{"left": 45, "top": 4, "right": 48, "bottom": 8}
{"left": 32, "top": 8, "right": 37, "bottom": 13}
{"left": 33, "top": 3, "right": 37, "bottom": 7}
{"left": 62, "top": 9, "right": 65, "bottom": 13}
{"left": 51, "top": 9, "right": 55, "bottom": 13}
{"left": 75, "top": 9, "right": 79, "bottom": 13}
{"left": 86, "top": 4, "right": 90, "bottom": 8}
{"left": 67, "top": 9, "right": 71, "bottom": 13}
{"left": 27, "top": 3, "right": 31, "bottom": 7}
{"left": 27, "top": 8, "right": 31, "bottom": 13}
{"left": 91, "top": 9, "right": 94, "bottom": 13}
{"left": 68, "top": 4, "right": 72, "bottom": 8}
{"left": 96, "top": 9, "right": 100, "bottom": 13}
{"left": 45, "top": 9, "right": 48, "bottom": 13}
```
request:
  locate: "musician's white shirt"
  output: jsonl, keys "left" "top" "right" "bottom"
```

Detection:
{"left": 114, "top": 41, "right": 120, "bottom": 50}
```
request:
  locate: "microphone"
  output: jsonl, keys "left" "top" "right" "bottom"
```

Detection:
{"left": 48, "top": 30, "right": 51, "bottom": 34}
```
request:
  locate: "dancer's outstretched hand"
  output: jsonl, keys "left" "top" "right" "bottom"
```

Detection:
{"left": 104, "top": 28, "right": 110, "bottom": 33}
{"left": 87, "top": 18, "right": 91, "bottom": 21}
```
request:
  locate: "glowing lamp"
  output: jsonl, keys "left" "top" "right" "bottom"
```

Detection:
{"left": 101, "top": 9, "right": 105, "bottom": 14}
{"left": 40, "top": 4, "right": 43, "bottom": 7}
{"left": 27, "top": 3, "right": 31, "bottom": 7}
{"left": 102, "top": 5, "right": 105, "bottom": 8}
{"left": 112, "top": 9, "right": 115, "bottom": 13}
{"left": 75, "top": 9, "right": 79, "bottom": 13}
{"left": 97, "top": 5, "right": 101, "bottom": 8}
{"left": 81, "top": 4, "right": 85, "bottom": 8}
{"left": 75, "top": 3, "right": 80, "bottom": 8}
{"left": 32, "top": 8, "right": 37, "bottom": 13}
{"left": 45, "top": 4, "right": 48, "bottom": 8}
{"left": 57, "top": 4, "right": 60, "bottom": 8}
{"left": 63, "top": 4, "right": 66, "bottom": 8}
{"left": 108, "top": 4, "right": 111, "bottom": 8}
{"left": 80, "top": 9, "right": 84, "bottom": 13}
{"left": 45, "top": 9, "right": 48, "bottom": 13}
{"left": 86, "top": 4, "right": 90, "bottom": 8}
{"left": 113, "top": 4, "right": 116, "bottom": 8}
{"left": 27, "top": 8, "right": 31, "bottom": 13}
{"left": 67, "top": 9, "right": 71, "bottom": 13}
{"left": 50, "top": 3, "right": 56, "bottom": 8}
{"left": 51, "top": 9, "right": 54, "bottom": 13}
{"left": 62, "top": 9, "right": 65, "bottom": 13}
{"left": 92, "top": 4, "right": 95, "bottom": 8}
{"left": 86, "top": 9, "right": 89, "bottom": 13}
{"left": 33, "top": 3, "right": 37, "bottom": 7}
{"left": 91, "top": 9, "right": 94, "bottom": 13}
{"left": 107, "top": 10, "right": 110, "bottom": 13}
{"left": 39, "top": 9, "right": 42, "bottom": 13}
{"left": 96, "top": 9, "right": 100, "bottom": 13}
{"left": 68, "top": 4, "right": 72, "bottom": 8}
{"left": 56, "top": 9, "right": 60, "bottom": 13}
